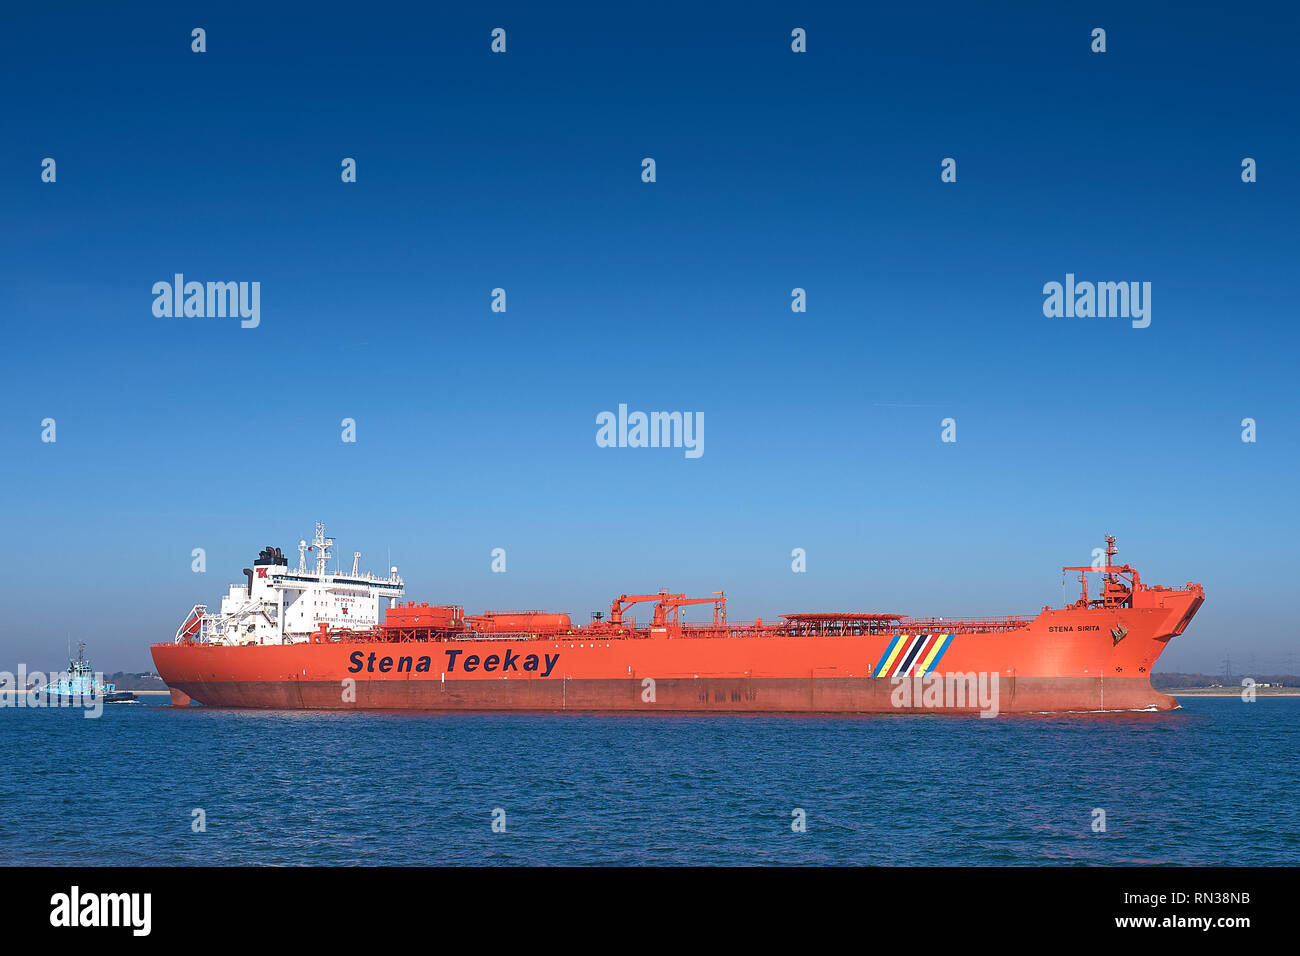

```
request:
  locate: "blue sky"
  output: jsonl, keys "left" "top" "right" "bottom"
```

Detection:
{"left": 1, "top": 2, "right": 1296, "bottom": 672}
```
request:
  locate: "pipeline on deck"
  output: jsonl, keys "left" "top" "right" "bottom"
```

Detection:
{"left": 293, "top": 591, "right": 1031, "bottom": 645}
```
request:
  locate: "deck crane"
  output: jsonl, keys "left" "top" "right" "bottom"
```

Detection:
{"left": 607, "top": 589, "right": 728, "bottom": 631}
{"left": 656, "top": 591, "right": 727, "bottom": 628}
{"left": 1062, "top": 535, "right": 1141, "bottom": 609}
{"left": 608, "top": 589, "right": 680, "bottom": 627}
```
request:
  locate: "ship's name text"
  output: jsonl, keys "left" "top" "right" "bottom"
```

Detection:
{"left": 1047, "top": 625, "right": 1101, "bottom": 632}
{"left": 348, "top": 649, "right": 560, "bottom": 677}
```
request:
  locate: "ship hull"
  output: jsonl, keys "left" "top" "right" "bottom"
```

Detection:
{"left": 149, "top": 673, "right": 1177, "bottom": 714}
{"left": 31, "top": 691, "right": 138, "bottom": 705}
{"left": 152, "top": 593, "right": 1201, "bottom": 715}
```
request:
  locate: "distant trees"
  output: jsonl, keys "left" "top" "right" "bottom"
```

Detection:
{"left": 1151, "top": 672, "right": 1292, "bottom": 690}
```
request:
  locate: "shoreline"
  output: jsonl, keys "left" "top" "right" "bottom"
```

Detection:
{"left": 1168, "top": 688, "right": 1298, "bottom": 697}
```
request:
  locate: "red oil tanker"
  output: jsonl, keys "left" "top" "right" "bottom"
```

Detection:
{"left": 152, "top": 526, "right": 1204, "bottom": 715}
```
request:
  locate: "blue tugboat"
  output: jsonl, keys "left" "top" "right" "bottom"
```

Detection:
{"left": 46, "top": 643, "right": 138, "bottom": 704}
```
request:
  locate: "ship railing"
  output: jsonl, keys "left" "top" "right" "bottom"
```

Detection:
{"left": 894, "top": 616, "right": 1030, "bottom": 633}
{"left": 671, "top": 615, "right": 1032, "bottom": 638}
{"left": 290, "top": 613, "right": 1036, "bottom": 646}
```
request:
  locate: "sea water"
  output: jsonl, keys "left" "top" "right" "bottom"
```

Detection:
{"left": 2, "top": 697, "right": 1295, "bottom": 865}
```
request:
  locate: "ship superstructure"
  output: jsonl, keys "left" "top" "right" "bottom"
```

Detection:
{"left": 174, "top": 523, "right": 404, "bottom": 647}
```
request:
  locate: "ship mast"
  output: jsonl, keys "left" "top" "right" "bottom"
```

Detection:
{"left": 313, "top": 522, "right": 333, "bottom": 577}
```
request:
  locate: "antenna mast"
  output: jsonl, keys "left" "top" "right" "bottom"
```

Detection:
{"left": 313, "top": 522, "right": 333, "bottom": 577}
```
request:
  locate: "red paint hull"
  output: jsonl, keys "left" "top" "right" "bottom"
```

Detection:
{"left": 152, "top": 584, "right": 1203, "bottom": 715}
{"left": 149, "top": 673, "right": 1178, "bottom": 714}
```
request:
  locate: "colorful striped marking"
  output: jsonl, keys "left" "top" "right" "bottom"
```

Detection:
{"left": 874, "top": 635, "right": 906, "bottom": 677}
{"left": 874, "top": 634, "right": 954, "bottom": 678}
{"left": 919, "top": 634, "right": 953, "bottom": 673}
